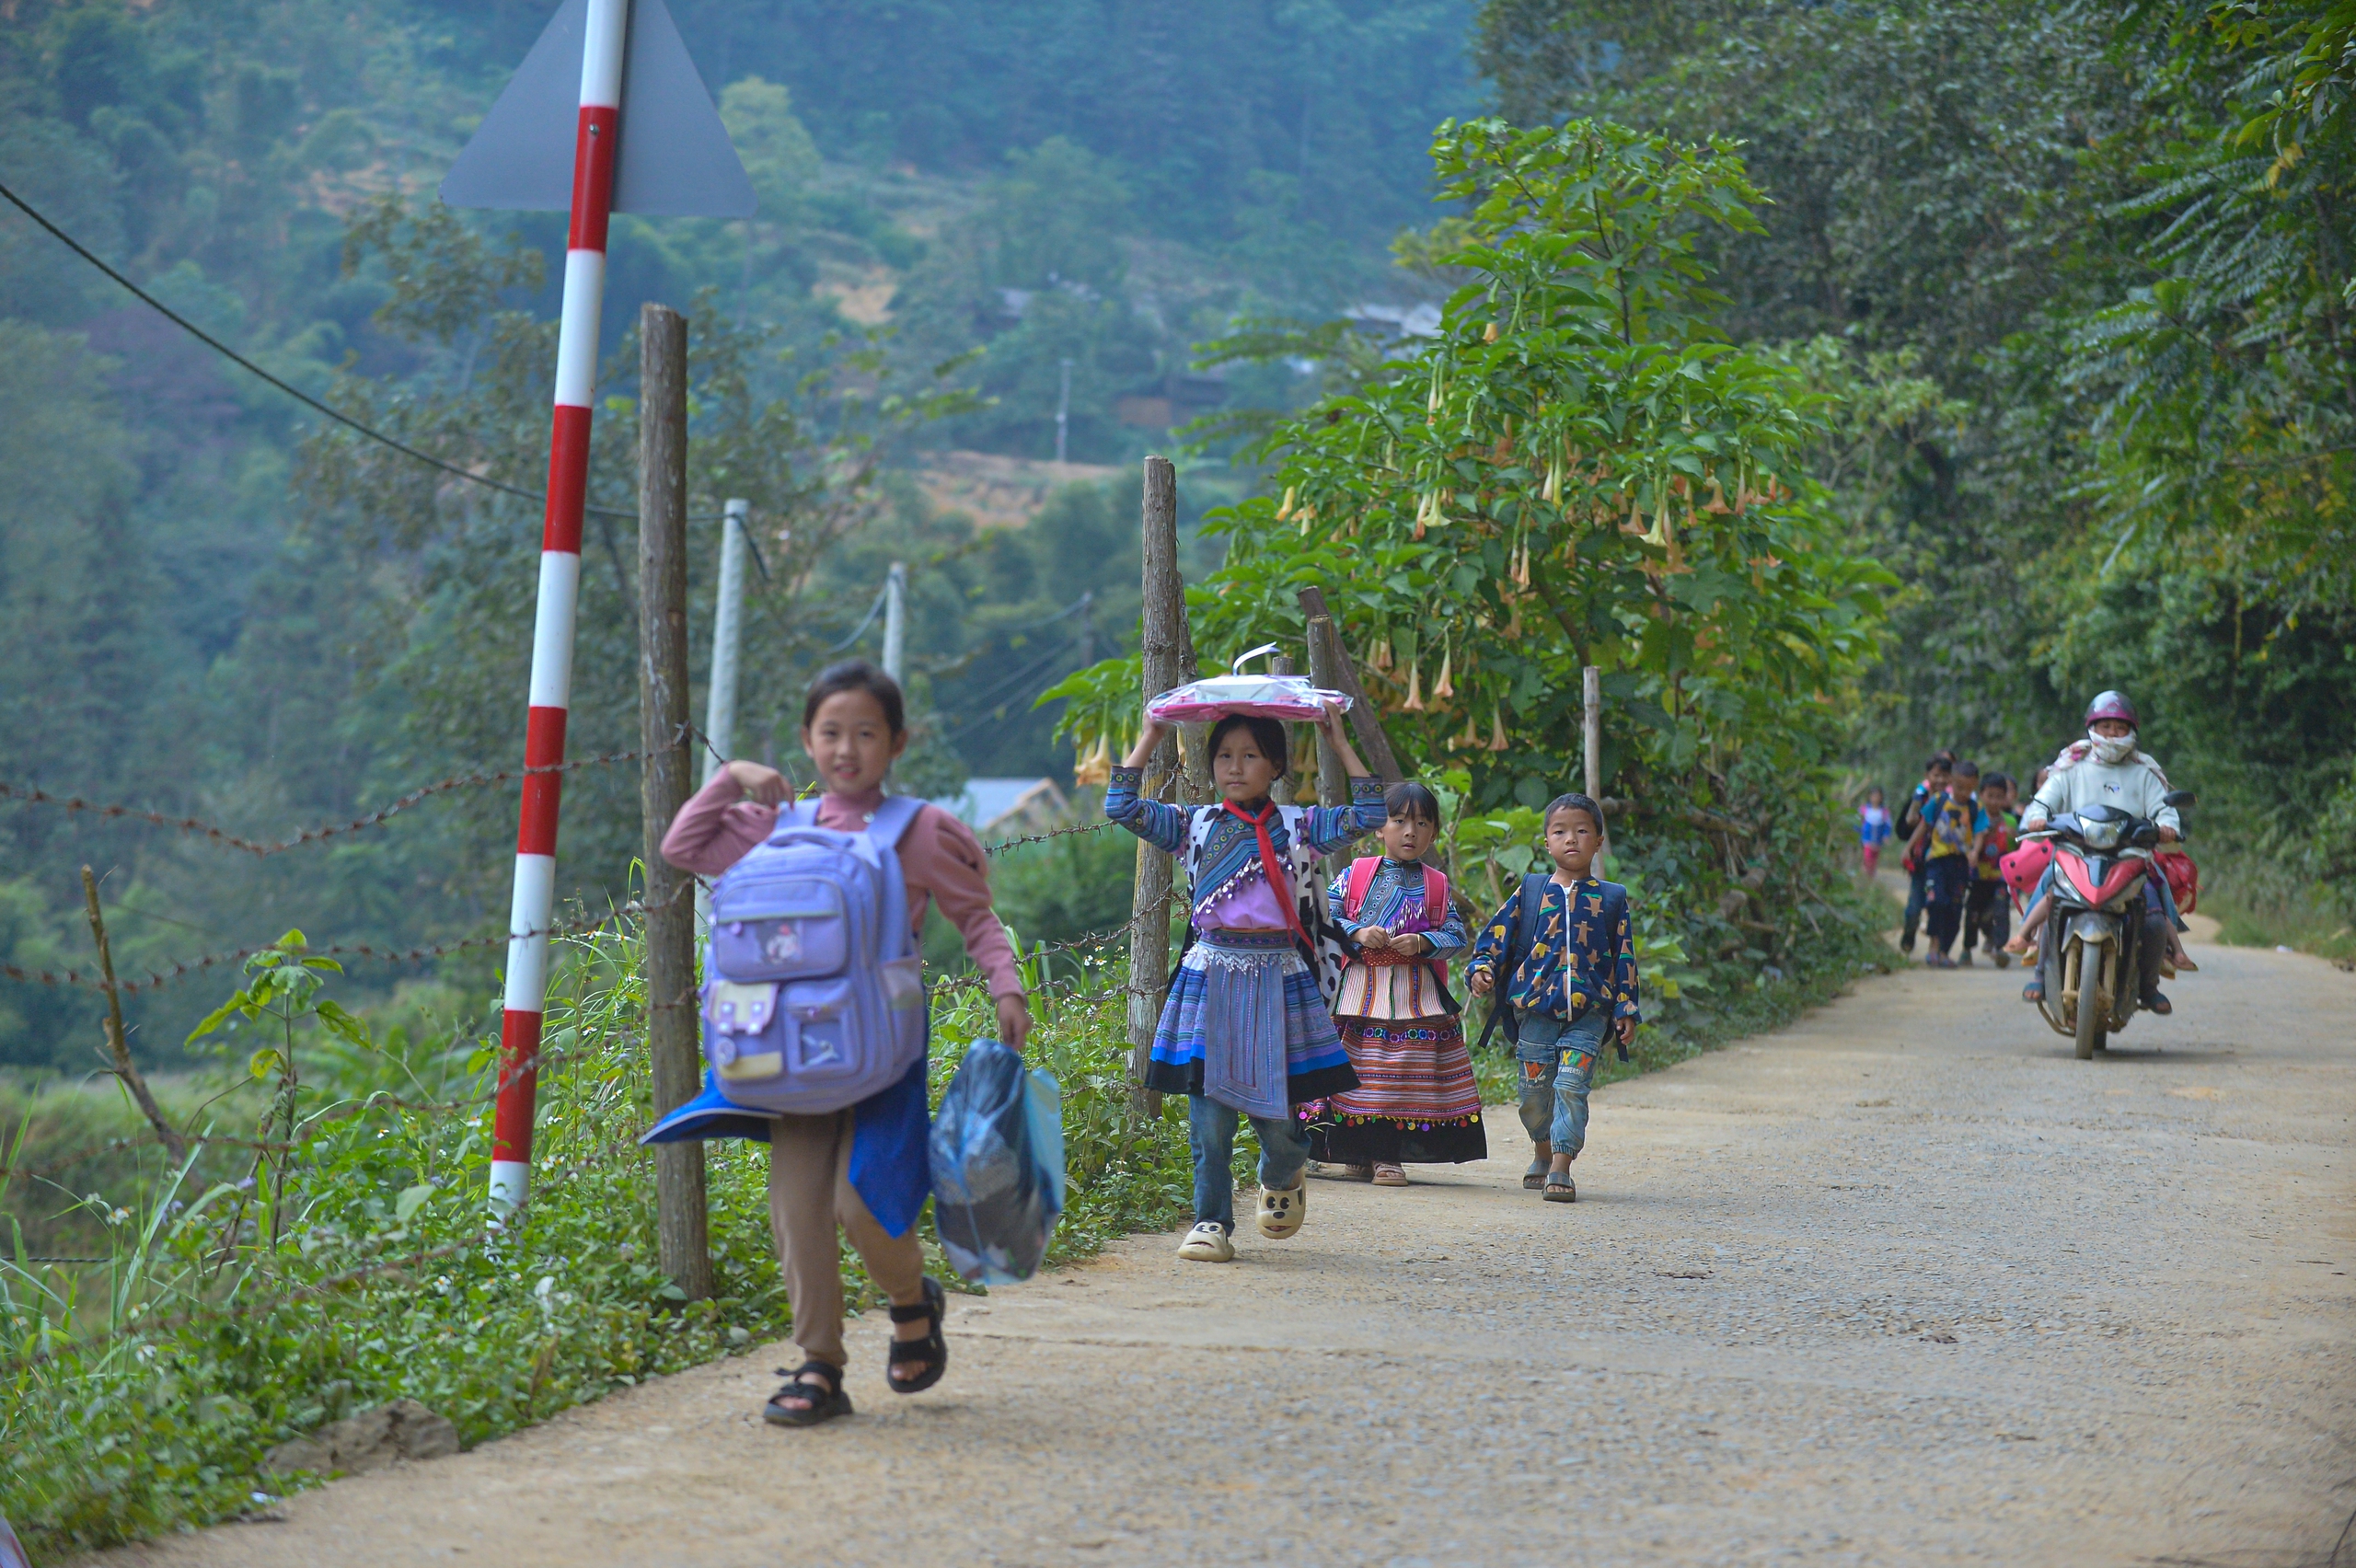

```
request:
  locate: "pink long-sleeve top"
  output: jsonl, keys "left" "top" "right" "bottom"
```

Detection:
{"left": 660, "top": 773, "right": 1025, "bottom": 1000}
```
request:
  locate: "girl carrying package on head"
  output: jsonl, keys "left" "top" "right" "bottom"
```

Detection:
{"left": 1105, "top": 699, "right": 1383, "bottom": 1262}
{"left": 1300, "top": 780, "right": 1485, "bottom": 1184}
{"left": 651, "top": 660, "right": 1031, "bottom": 1428}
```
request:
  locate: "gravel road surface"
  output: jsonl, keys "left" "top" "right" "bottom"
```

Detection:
{"left": 97, "top": 923, "right": 2353, "bottom": 1567}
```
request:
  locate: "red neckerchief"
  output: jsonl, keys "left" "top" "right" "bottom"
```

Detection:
{"left": 1221, "top": 797, "right": 1306, "bottom": 942}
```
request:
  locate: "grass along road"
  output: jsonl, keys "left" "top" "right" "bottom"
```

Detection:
{"left": 91, "top": 922, "right": 2354, "bottom": 1567}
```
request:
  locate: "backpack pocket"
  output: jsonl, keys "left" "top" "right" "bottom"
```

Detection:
{"left": 706, "top": 981, "right": 785, "bottom": 1083}
{"left": 780, "top": 978, "right": 857, "bottom": 1075}
{"left": 710, "top": 878, "right": 849, "bottom": 981}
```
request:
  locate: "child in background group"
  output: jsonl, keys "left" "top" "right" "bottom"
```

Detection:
{"left": 660, "top": 660, "right": 1030, "bottom": 1427}
{"left": 1105, "top": 702, "right": 1382, "bottom": 1262}
{"left": 1303, "top": 781, "right": 1484, "bottom": 1185}
{"left": 1858, "top": 787, "right": 1893, "bottom": 879}
{"left": 1910, "top": 758, "right": 1983, "bottom": 969}
{"left": 1466, "top": 793, "right": 1639, "bottom": 1205}
{"left": 1896, "top": 753, "right": 1955, "bottom": 955}
{"left": 1962, "top": 772, "right": 2017, "bottom": 967}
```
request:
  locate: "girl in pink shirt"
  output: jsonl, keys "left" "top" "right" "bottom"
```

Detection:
{"left": 660, "top": 661, "right": 1029, "bottom": 1427}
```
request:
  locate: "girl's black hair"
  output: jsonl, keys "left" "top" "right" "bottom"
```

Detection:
{"left": 1924, "top": 752, "right": 1953, "bottom": 774}
{"left": 1384, "top": 780, "right": 1442, "bottom": 825}
{"left": 1544, "top": 791, "right": 1604, "bottom": 833}
{"left": 803, "top": 659, "right": 906, "bottom": 734}
{"left": 1207, "top": 713, "right": 1288, "bottom": 778}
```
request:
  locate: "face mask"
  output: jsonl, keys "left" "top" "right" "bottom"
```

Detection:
{"left": 2088, "top": 729, "right": 2137, "bottom": 765}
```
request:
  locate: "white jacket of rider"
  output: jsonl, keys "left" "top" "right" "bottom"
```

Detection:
{"left": 2022, "top": 740, "right": 2180, "bottom": 838}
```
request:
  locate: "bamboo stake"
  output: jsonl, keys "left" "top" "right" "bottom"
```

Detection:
{"left": 79, "top": 866, "right": 185, "bottom": 1163}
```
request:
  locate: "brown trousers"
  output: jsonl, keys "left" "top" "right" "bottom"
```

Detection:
{"left": 766, "top": 1107, "right": 926, "bottom": 1368}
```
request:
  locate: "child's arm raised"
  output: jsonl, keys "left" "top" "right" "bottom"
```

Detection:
{"left": 1103, "top": 709, "right": 1194, "bottom": 853}
{"left": 1300, "top": 701, "right": 1387, "bottom": 853}
{"left": 661, "top": 760, "right": 788, "bottom": 876}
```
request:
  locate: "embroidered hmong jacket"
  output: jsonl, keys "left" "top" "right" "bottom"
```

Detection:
{"left": 1466, "top": 875, "right": 1641, "bottom": 1025}
{"left": 1104, "top": 767, "right": 1384, "bottom": 1000}
{"left": 1324, "top": 858, "right": 1469, "bottom": 1020}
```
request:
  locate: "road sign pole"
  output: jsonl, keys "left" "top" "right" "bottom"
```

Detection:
{"left": 490, "top": 0, "right": 630, "bottom": 1213}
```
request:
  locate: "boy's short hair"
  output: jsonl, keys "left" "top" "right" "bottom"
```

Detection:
{"left": 1543, "top": 791, "right": 1604, "bottom": 833}
{"left": 1384, "top": 780, "right": 1442, "bottom": 825}
{"left": 1982, "top": 771, "right": 2013, "bottom": 793}
{"left": 1952, "top": 758, "right": 1981, "bottom": 779}
{"left": 1924, "top": 753, "right": 1952, "bottom": 774}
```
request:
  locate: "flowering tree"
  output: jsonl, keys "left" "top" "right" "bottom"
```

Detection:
{"left": 1054, "top": 118, "right": 1893, "bottom": 986}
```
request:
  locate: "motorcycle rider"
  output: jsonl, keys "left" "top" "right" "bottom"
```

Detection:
{"left": 2017, "top": 691, "right": 2182, "bottom": 1014}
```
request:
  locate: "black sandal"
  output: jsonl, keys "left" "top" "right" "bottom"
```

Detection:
{"left": 886, "top": 1276, "right": 948, "bottom": 1395}
{"left": 763, "top": 1359, "right": 851, "bottom": 1427}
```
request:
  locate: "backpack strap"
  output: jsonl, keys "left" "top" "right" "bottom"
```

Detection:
{"left": 1342, "top": 857, "right": 1381, "bottom": 920}
{"left": 864, "top": 793, "right": 928, "bottom": 850}
{"left": 1421, "top": 865, "right": 1449, "bottom": 924}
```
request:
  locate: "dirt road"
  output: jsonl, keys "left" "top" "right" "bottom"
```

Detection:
{"left": 99, "top": 924, "right": 2353, "bottom": 1567}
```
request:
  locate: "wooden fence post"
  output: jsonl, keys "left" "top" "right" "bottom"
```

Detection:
{"left": 638, "top": 303, "right": 712, "bottom": 1301}
{"left": 1296, "top": 584, "right": 1402, "bottom": 781}
{"left": 1126, "top": 456, "right": 1188, "bottom": 1116}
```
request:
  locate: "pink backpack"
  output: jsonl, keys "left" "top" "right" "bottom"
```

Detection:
{"left": 1341, "top": 858, "right": 1452, "bottom": 978}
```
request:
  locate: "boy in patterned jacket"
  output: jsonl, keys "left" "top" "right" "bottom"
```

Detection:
{"left": 1466, "top": 793, "right": 1640, "bottom": 1205}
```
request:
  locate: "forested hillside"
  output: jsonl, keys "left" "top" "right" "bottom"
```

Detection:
{"left": 0, "top": 0, "right": 1478, "bottom": 1068}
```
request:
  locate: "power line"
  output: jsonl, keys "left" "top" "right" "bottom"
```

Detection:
{"left": 0, "top": 175, "right": 714, "bottom": 523}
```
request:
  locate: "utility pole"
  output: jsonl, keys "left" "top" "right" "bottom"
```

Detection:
{"left": 638, "top": 303, "right": 711, "bottom": 1300}
{"left": 882, "top": 560, "right": 907, "bottom": 682}
{"left": 1128, "top": 455, "right": 1185, "bottom": 1114}
{"left": 696, "top": 497, "right": 749, "bottom": 930}
{"left": 1055, "top": 357, "right": 1073, "bottom": 465}
{"left": 704, "top": 500, "right": 750, "bottom": 784}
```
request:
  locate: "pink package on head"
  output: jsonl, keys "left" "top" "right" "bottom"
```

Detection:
{"left": 1147, "top": 673, "right": 1352, "bottom": 724}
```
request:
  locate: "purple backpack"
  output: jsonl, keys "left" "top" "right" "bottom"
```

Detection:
{"left": 701, "top": 794, "right": 928, "bottom": 1114}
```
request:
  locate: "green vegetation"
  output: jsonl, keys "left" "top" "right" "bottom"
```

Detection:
{"left": 2, "top": 923, "right": 1195, "bottom": 1559}
{"left": 1475, "top": 0, "right": 2356, "bottom": 950}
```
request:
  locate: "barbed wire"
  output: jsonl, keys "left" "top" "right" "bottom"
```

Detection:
{"left": 0, "top": 746, "right": 654, "bottom": 861}
{"left": 984, "top": 818, "right": 1120, "bottom": 856}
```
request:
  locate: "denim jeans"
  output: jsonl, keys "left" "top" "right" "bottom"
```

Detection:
{"left": 1512, "top": 1009, "right": 1611, "bottom": 1161}
{"left": 1900, "top": 859, "right": 1931, "bottom": 951}
{"left": 1188, "top": 1094, "right": 1311, "bottom": 1233}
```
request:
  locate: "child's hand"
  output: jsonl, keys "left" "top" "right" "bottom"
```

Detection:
{"left": 1357, "top": 924, "right": 1393, "bottom": 951}
{"left": 1469, "top": 968, "right": 1494, "bottom": 997}
{"left": 1120, "top": 706, "right": 1170, "bottom": 770}
{"left": 725, "top": 759, "right": 791, "bottom": 805}
{"left": 997, "top": 994, "right": 1033, "bottom": 1053}
{"left": 1613, "top": 1016, "right": 1637, "bottom": 1051}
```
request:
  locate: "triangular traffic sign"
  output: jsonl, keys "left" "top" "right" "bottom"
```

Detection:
{"left": 440, "top": 0, "right": 755, "bottom": 218}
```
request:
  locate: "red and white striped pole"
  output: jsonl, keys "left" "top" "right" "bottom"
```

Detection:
{"left": 490, "top": 0, "right": 630, "bottom": 1212}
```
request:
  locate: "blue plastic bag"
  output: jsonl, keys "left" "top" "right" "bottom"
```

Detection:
{"left": 929, "top": 1039, "right": 1065, "bottom": 1285}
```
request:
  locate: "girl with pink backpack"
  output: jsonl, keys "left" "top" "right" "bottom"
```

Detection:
{"left": 655, "top": 661, "right": 1030, "bottom": 1428}
{"left": 1301, "top": 781, "right": 1485, "bottom": 1183}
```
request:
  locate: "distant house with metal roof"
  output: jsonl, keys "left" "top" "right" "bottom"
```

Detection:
{"left": 930, "top": 777, "right": 1068, "bottom": 840}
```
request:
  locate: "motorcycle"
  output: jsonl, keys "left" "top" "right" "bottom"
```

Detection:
{"left": 2023, "top": 790, "right": 2195, "bottom": 1059}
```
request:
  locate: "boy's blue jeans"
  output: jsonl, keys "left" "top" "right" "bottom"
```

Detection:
{"left": 1188, "top": 1094, "right": 1310, "bottom": 1234}
{"left": 1514, "top": 1009, "right": 1611, "bottom": 1161}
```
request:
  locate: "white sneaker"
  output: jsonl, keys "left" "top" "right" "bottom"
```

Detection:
{"left": 1256, "top": 1182, "right": 1308, "bottom": 1239}
{"left": 1176, "top": 1222, "right": 1234, "bottom": 1262}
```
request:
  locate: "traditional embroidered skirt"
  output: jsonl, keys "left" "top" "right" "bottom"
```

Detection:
{"left": 1301, "top": 1012, "right": 1486, "bottom": 1165}
{"left": 1145, "top": 928, "right": 1359, "bottom": 1115}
